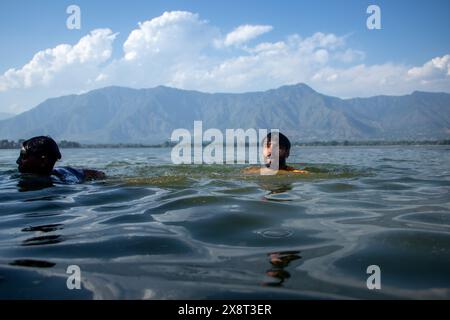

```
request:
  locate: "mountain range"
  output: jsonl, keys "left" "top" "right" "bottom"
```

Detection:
{"left": 0, "top": 112, "right": 13, "bottom": 121}
{"left": 0, "top": 83, "right": 449, "bottom": 143}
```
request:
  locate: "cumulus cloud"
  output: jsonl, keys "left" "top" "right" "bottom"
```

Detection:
{"left": 0, "top": 29, "right": 116, "bottom": 92}
{"left": 221, "top": 24, "right": 273, "bottom": 47}
{"left": 164, "top": 31, "right": 397, "bottom": 94}
{"left": 122, "top": 11, "right": 216, "bottom": 61}
{"left": 1, "top": 10, "right": 449, "bottom": 114}
{"left": 93, "top": 11, "right": 220, "bottom": 89}
{"left": 407, "top": 55, "right": 450, "bottom": 80}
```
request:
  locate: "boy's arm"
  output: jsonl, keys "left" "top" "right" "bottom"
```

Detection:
{"left": 82, "top": 169, "right": 106, "bottom": 180}
{"left": 242, "top": 166, "right": 262, "bottom": 174}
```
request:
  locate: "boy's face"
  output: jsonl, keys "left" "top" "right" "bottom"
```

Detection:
{"left": 16, "top": 147, "right": 54, "bottom": 174}
{"left": 262, "top": 141, "right": 289, "bottom": 167}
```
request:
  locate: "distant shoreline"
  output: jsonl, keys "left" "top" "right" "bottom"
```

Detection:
{"left": 1, "top": 139, "right": 449, "bottom": 149}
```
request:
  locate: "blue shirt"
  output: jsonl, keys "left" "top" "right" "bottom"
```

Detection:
{"left": 51, "top": 167, "right": 85, "bottom": 184}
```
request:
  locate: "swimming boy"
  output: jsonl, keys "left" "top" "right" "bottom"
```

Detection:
{"left": 16, "top": 136, "right": 105, "bottom": 184}
{"left": 243, "top": 132, "right": 308, "bottom": 174}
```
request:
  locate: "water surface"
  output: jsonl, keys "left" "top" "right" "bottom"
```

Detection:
{"left": 0, "top": 146, "right": 449, "bottom": 299}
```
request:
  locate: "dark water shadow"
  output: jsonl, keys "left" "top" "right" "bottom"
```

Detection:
{"left": 21, "top": 234, "right": 64, "bottom": 246}
{"left": 22, "top": 224, "right": 64, "bottom": 233}
{"left": 9, "top": 259, "right": 56, "bottom": 268}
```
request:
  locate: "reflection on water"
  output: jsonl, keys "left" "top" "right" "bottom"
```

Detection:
{"left": 0, "top": 146, "right": 449, "bottom": 299}
{"left": 264, "top": 251, "right": 302, "bottom": 287}
{"left": 260, "top": 182, "right": 294, "bottom": 202}
{"left": 17, "top": 175, "right": 54, "bottom": 192}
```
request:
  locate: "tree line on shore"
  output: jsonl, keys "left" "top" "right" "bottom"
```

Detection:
{"left": 0, "top": 139, "right": 82, "bottom": 149}
{"left": 1, "top": 138, "right": 449, "bottom": 149}
{"left": 293, "top": 139, "right": 450, "bottom": 146}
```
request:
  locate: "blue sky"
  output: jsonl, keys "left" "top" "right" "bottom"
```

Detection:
{"left": 0, "top": 0, "right": 449, "bottom": 114}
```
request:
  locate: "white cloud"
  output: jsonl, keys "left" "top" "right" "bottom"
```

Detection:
{"left": 123, "top": 11, "right": 216, "bottom": 61}
{"left": 407, "top": 54, "right": 450, "bottom": 80}
{"left": 165, "top": 32, "right": 377, "bottom": 93}
{"left": 1, "top": 11, "right": 449, "bottom": 114}
{"left": 333, "top": 49, "right": 366, "bottom": 63}
{"left": 222, "top": 24, "right": 273, "bottom": 47}
{"left": 0, "top": 29, "right": 116, "bottom": 92}
{"left": 93, "top": 11, "right": 220, "bottom": 89}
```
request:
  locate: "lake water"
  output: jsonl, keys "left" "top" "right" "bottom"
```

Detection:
{"left": 0, "top": 146, "right": 449, "bottom": 299}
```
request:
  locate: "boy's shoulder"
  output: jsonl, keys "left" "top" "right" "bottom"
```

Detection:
{"left": 52, "top": 166, "right": 85, "bottom": 184}
{"left": 242, "top": 166, "right": 309, "bottom": 175}
{"left": 52, "top": 167, "right": 106, "bottom": 183}
{"left": 285, "top": 166, "right": 309, "bottom": 174}
{"left": 242, "top": 166, "right": 262, "bottom": 174}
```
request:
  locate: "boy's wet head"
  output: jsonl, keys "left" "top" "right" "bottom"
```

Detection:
{"left": 16, "top": 136, "right": 62, "bottom": 175}
{"left": 263, "top": 132, "right": 291, "bottom": 169}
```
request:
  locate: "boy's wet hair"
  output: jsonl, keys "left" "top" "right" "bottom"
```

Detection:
{"left": 22, "top": 136, "right": 62, "bottom": 161}
{"left": 264, "top": 132, "right": 291, "bottom": 151}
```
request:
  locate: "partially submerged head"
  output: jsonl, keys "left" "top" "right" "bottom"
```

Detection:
{"left": 262, "top": 132, "right": 291, "bottom": 169}
{"left": 16, "top": 136, "right": 61, "bottom": 175}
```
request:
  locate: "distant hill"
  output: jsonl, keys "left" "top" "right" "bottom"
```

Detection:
{"left": 0, "top": 112, "right": 13, "bottom": 121}
{"left": 0, "top": 84, "right": 449, "bottom": 143}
